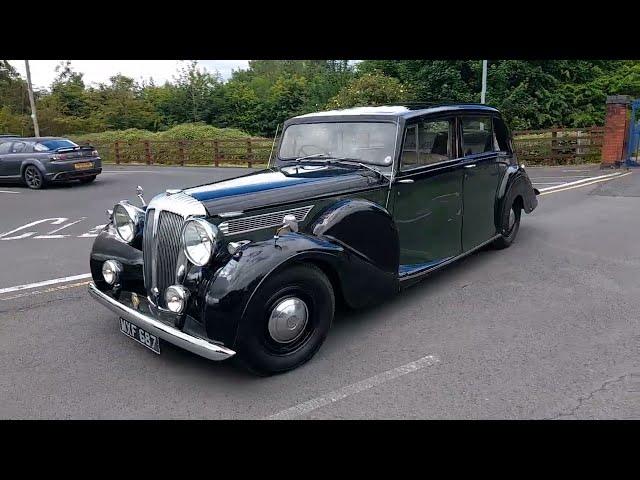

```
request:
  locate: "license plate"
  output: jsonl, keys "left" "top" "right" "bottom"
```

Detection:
{"left": 119, "top": 318, "right": 160, "bottom": 354}
{"left": 74, "top": 162, "right": 93, "bottom": 170}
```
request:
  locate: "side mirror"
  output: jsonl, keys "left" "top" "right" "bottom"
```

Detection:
{"left": 136, "top": 185, "right": 146, "bottom": 207}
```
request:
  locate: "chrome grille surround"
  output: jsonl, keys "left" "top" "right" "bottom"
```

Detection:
{"left": 218, "top": 205, "right": 314, "bottom": 236}
{"left": 143, "top": 192, "right": 207, "bottom": 307}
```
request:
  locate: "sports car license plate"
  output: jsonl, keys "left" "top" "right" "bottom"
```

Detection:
{"left": 119, "top": 318, "right": 160, "bottom": 354}
{"left": 74, "top": 162, "right": 93, "bottom": 170}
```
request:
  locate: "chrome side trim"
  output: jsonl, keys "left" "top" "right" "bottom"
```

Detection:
{"left": 89, "top": 282, "right": 235, "bottom": 361}
{"left": 219, "top": 205, "right": 314, "bottom": 236}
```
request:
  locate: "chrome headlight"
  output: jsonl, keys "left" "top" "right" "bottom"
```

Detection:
{"left": 112, "top": 202, "right": 143, "bottom": 243}
{"left": 182, "top": 218, "right": 219, "bottom": 266}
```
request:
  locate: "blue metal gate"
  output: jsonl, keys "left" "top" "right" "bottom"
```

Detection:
{"left": 626, "top": 99, "right": 640, "bottom": 167}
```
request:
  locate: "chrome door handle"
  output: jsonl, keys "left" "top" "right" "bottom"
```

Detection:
{"left": 397, "top": 178, "right": 414, "bottom": 184}
{"left": 464, "top": 164, "right": 477, "bottom": 169}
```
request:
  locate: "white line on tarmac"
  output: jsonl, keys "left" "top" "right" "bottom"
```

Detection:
{"left": 0, "top": 190, "right": 20, "bottom": 194}
{"left": 0, "top": 273, "right": 92, "bottom": 295}
{"left": 538, "top": 171, "right": 627, "bottom": 193}
{"left": 266, "top": 354, "right": 440, "bottom": 420}
{"left": 539, "top": 171, "right": 631, "bottom": 195}
{"left": 0, "top": 280, "right": 91, "bottom": 301}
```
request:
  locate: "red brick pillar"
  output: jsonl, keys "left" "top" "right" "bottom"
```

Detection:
{"left": 601, "top": 95, "right": 631, "bottom": 169}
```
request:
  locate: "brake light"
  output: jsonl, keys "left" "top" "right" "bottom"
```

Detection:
{"left": 51, "top": 153, "right": 68, "bottom": 161}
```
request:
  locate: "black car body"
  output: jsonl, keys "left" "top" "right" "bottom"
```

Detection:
{"left": 88, "top": 104, "right": 538, "bottom": 375}
{"left": 0, "top": 137, "right": 102, "bottom": 189}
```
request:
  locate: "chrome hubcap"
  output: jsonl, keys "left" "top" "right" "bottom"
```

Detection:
{"left": 268, "top": 297, "right": 309, "bottom": 344}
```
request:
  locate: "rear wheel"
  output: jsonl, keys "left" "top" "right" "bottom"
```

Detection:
{"left": 23, "top": 165, "right": 45, "bottom": 190}
{"left": 235, "top": 263, "right": 335, "bottom": 376}
{"left": 78, "top": 175, "right": 97, "bottom": 184}
{"left": 493, "top": 198, "right": 521, "bottom": 249}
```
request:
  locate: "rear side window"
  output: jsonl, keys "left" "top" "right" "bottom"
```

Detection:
{"left": 36, "top": 139, "right": 78, "bottom": 151}
{"left": 461, "top": 117, "right": 493, "bottom": 156}
{"left": 493, "top": 117, "right": 512, "bottom": 153}
{"left": 11, "top": 142, "right": 27, "bottom": 153}
{"left": 0, "top": 142, "right": 11, "bottom": 154}
{"left": 401, "top": 119, "right": 453, "bottom": 170}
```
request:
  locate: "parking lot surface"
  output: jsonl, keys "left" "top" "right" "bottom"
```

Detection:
{"left": 1, "top": 164, "right": 638, "bottom": 419}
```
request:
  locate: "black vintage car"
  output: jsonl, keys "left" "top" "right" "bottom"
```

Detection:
{"left": 88, "top": 104, "right": 539, "bottom": 375}
{"left": 0, "top": 137, "right": 102, "bottom": 189}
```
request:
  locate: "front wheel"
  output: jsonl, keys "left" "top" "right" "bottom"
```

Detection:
{"left": 493, "top": 199, "right": 521, "bottom": 249}
{"left": 235, "top": 263, "right": 335, "bottom": 376}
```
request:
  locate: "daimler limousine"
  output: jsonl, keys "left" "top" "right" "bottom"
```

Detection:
{"left": 88, "top": 104, "right": 539, "bottom": 375}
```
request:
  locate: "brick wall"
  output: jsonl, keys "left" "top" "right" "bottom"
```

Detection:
{"left": 601, "top": 95, "right": 631, "bottom": 168}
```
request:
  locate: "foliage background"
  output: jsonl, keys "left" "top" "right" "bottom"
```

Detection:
{"left": 2, "top": 59, "right": 639, "bottom": 139}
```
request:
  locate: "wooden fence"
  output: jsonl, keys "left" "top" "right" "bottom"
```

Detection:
{"left": 512, "top": 127, "right": 604, "bottom": 165}
{"left": 85, "top": 126, "right": 604, "bottom": 167}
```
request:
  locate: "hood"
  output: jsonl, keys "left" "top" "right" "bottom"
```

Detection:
{"left": 183, "top": 165, "right": 385, "bottom": 216}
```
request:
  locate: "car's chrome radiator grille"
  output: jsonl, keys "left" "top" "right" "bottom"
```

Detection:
{"left": 218, "top": 205, "right": 314, "bottom": 235}
{"left": 143, "top": 209, "right": 184, "bottom": 307}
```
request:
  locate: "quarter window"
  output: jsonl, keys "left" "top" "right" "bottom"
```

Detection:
{"left": 401, "top": 119, "right": 452, "bottom": 170}
{"left": 461, "top": 117, "right": 494, "bottom": 156}
{"left": 493, "top": 117, "right": 512, "bottom": 153}
{"left": 11, "top": 142, "right": 27, "bottom": 153}
{"left": 0, "top": 142, "right": 11, "bottom": 154}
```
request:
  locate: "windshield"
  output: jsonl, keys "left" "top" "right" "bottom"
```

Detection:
{"left": 278, "top": 122, "right": 397, "bottom": 167}
{"left": 34, "top": 139, "right": 78, "bottom": 151}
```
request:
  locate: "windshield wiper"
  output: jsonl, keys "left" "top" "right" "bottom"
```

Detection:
{"left": 294, "top": 155, "right": 388, "bottom": 182}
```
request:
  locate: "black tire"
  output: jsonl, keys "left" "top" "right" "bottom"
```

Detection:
{"left": 23, "top": 165, "right": 45, "bottom": 190}
{"left": 79, "top": 175, "right": 97, "bottom": 184}
{"left": 235, "top": 263, "right": 335, "bottom": 376}
{"left": 493, "top": 198, "right": 522, "bottom": 249}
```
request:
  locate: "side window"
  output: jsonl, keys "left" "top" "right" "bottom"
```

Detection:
{"left": 461, "top": 117, "right": 493, "bottom": 156}
{"left": 0, "top": 142, "right": 12, "bottom": 155}
{"left": 401, "top": 119, "right": 452, "bottom": 171}
{"left": 401, "top": 125, "right": 418, "bottom": 170}
{"left": 493, "top": 117, "right": 512, "bottom": 153}
{"left": 11, "top": 142, "right": 26, "bottom": 153}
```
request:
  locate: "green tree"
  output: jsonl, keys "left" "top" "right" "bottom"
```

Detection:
{"left": 328, "top": 72, "right": 413, "bottom": 108}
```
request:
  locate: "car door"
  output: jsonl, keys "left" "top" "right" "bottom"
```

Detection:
{"left": 0, "top": 141, "right": 30, "bottom": 177}
{"left": 0, "top": 141, "right": 16, "bottom": 177}
{"left": 390, "top": 115, "right": 464, "bottom": 276}
{"left": 459, "top": 115, "right": 503, "bottom": 251}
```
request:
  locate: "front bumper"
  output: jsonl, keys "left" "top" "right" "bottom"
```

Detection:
{"left": 88, "top": 282, "right": 236, "bottom": 361}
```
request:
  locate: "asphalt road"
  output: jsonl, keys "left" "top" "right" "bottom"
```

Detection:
{"left": 1, "top": 164, "right": 638, "bottom": 419}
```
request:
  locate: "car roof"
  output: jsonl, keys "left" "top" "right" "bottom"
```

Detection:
{"left": 291, "top": 103, "right": 500, "bottom": 121}
{"left": 0, "top": 136, "right": 68, "bottom": 142}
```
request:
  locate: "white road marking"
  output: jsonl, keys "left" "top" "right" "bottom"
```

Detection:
{"left": 266, "top": 354, "right": 440, "bottom": 420}
{"left": 0, "top": 190, "right": 20, "bottom": 194}
{"left": 0, "top": 218, "right": 68, "bottom": 240}
{"left": 538, "top": 171, "right": 627, "bottom": 193}
{"left": 0, "top": 280, "right": 90, "bottom": 301}
{"left": 539, "top": 171, "right": 631, "bottom": 196}
{"left": 0, "top": 273, "right": 92, "bottom": 295}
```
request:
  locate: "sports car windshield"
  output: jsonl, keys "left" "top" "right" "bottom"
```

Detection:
{"left": 278, "top": 122, "right": 397, "bottom": 167}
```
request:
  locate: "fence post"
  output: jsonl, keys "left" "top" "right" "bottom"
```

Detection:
{"left": 179, "top": 141, "right": 186, "bottom": 166}
{"left": 144, "top": 140, "right": 153, "bottom": 165}
{"left": 550, "top": 130, "right": 558, "bottom": 165}
{"left": 213, "top": 140, "right": 220, "bottom": 167}
{"left": 246, "top": 138, "right": 253, "bottom": 168}
{"left": 114, "top": 141, "right": 120, "bottom": 165}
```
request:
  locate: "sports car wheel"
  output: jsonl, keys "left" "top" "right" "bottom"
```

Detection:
{"left": 23, "top": 165, "right": 45, "bottom": 189}
{"left": 235, "top": 263, "right": 335, "bottom": 376}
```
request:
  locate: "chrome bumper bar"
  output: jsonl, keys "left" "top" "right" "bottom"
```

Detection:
{"left": 88, "top": 282, "right": 236, "bottom": 361}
